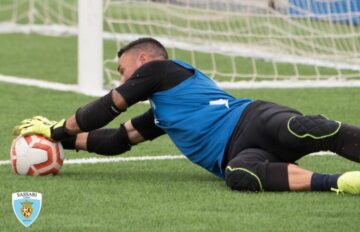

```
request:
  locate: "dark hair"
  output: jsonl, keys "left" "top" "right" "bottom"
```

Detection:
{"left": 117, "top": 37, "right": 168, "bottom": 59}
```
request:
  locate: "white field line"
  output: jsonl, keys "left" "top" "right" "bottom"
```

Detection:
{"left": 0, "top": 74, "right": 78, "bottom": 92}
{"left": 0, "top": 155, "right": 185, "bottom": 166}
{"left": 63, "top": 155, "right": 185, "bottom": 165}
{"left": 3, "top": 74, "right": 360, "bottom": 98}
{"left": 0, "top": 74, "right": 108, "bottom": 97}
{"left": 0, "top": 152, "right": 335, "bottom": 166}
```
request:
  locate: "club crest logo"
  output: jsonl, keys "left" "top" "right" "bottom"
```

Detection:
{"left": 12, "top": 192, "right": 42, "bottom": 227}
{"left": 21, "top": 201, "right": 33, "bottom": 218}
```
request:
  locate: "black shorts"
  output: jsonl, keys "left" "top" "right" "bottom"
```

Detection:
{"left": 224, "top": 100, "right": 305, "bottom": 166}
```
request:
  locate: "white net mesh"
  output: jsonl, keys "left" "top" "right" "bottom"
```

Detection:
{"left": 0, "top": 0, "right": 77, "bottom": 25}
{"left": 1, "top": 0, "right": 360, "bottom": 88}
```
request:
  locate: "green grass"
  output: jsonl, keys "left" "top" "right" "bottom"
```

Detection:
{"left": 1, "top": 156, "right": 360, "bottom": 232}
{"left": 1, "top": 33, "right": 360, "bottom": 231}
{"left": 1, "top": 83, "right": 360, "bottom": 231}
{"left": 0, "top": 34, "right": 77, "bottom": 84}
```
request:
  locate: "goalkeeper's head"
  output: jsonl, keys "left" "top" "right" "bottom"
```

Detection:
{"left": 117, "top": 37, "right": 168, "bottom": 83}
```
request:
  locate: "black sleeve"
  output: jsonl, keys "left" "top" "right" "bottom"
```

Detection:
{"left": 115, "top": 60, "right": 193, "bottom": 107}
{"left": 131, "top": 108, "right": 165, "bottom": 140}
{"left": 75, "top": 91, "right": 124, "bottom": 132}
{"left": 115, "top": 61, "right": 166, "bottom": 107}
{"left": 86, "top": 124, "right": 131, "bottom": 156}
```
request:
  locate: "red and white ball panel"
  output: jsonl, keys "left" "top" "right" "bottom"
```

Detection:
{"left": 11, "top": 135, "right": 64, "bottom": 176}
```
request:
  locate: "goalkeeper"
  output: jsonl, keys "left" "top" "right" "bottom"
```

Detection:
{"left": 14, "top": 38, "right": 360, "bottom": 194}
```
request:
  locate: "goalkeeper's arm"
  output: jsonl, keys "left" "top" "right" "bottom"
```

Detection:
{"left": 65, "top": 89, "right": 128, "bottom": 135}
{"left": 12, "top": 90, "right": 128, "bottom": 142}
{"left": 64, "top": 109, "right": 165, "bottom": 155}
{"left": 70, "top": 122, "right": 135, "bottom": 156}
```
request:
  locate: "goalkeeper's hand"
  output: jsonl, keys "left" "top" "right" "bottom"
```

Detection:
{"left": 13, "top": 116, "right": 68, "bottom": 141}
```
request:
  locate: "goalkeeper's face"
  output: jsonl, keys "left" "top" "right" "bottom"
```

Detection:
{"left": 118, "top": 50, "right": 154, "bottom": 85}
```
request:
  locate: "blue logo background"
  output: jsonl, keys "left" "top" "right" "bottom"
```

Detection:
{"left": 12, "top": 192, "right": 42, "bottom": 227}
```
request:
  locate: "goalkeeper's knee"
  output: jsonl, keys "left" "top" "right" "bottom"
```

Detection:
{"left": 225, "top": 148, "right": 290, "bottom": 192}
{"left": 225, "top": 160, "right": 264, "bottom": 192}
{"left": 287, "top": 115, "right": 341, "bottom": 139}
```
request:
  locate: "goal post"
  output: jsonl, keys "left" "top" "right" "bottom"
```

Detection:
{"left": 78, "top": 0, "right": 103, "bottom": 95}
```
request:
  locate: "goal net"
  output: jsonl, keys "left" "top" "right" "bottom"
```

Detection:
{"left": 1, "top": 0, "right": 360, "bottom": 91}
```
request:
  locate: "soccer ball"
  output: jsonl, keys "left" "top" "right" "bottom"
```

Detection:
{"left": 11, "top": 135, "right": 64, "bottom": 176}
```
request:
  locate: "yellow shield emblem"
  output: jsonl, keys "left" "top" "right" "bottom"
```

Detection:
{"left": 20, "top": 201, "right": 33, "bottom": 218}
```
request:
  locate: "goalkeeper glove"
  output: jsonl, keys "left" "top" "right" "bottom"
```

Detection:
{"left": 13, "top": 116, "right": 70, "bottom": 141}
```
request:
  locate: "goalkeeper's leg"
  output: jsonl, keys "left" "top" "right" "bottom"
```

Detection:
{"left": 224, "top": 148, "right": 317, "bottom": 191}
{"left": 225, "top": 101, "right": 360, "bottom": 193}
{"left": 224, "top": 148, "right": 360, "bottom": 193}
{"left": 239, "top": 100, "right": 360, "bottom": 162}
{"left": 282, "top": 115, "right": 360, "bottom": 162}
{"left": 225, "top": 148, "right": 291, "bottom": 191}
{"left": 252, "top": 102, "right": 360, "bottom": 193}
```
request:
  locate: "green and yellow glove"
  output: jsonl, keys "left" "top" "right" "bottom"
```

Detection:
{"left": 13, "top": 116, "right": 69, "bottom": 141}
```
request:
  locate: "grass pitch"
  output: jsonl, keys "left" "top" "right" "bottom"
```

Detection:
{"left": 0, "top": 34, "right": 360, "bottom": 231}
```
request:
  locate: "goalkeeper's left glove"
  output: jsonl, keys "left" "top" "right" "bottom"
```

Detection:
{"left": 13, "top": 116, "right": 70, "bottom": 141}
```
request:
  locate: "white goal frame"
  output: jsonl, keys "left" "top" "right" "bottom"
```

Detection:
{"left": 76, "top": 0, "right": 360, "bottom": 92}
{"left": 78, "top": 0, "right": 103, "bottom": 95}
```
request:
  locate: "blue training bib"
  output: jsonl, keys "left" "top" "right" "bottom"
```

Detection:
{"left": 149, "top": 59, "right": 252, "bottom": 178}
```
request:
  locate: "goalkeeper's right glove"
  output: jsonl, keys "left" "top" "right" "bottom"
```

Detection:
{"left": 13, "top": 116, "right": 70, "bottom": 141}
